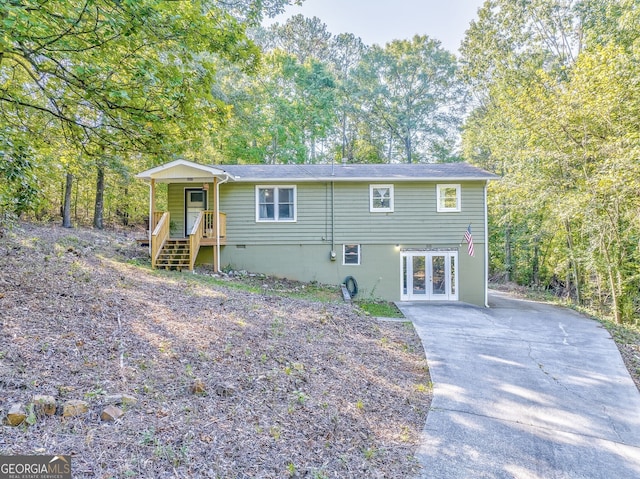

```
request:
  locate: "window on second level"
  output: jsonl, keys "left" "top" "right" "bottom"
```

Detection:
{"left": 436, "top": 184, "right": 461, "bottom": 212}
{"left": 256, "top": 186, "right": 297, "bottom": 222}
{"left": 370, "top": 184, "right": 394, "bottom": 212}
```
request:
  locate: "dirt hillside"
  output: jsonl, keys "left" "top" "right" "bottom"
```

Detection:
{"left": 0, "top": 222, "right": 431, "bottom": 478}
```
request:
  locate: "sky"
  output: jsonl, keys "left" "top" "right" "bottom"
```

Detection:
{"left": 268, "top": 0, "right": 486, "bottom": 53}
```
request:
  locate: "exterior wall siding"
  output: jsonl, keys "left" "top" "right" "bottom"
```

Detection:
{"left": 219, "top": 181, "right": 486, "bottom": 245}
{"left": 219, "top": 243, "right": 486, "bottom": 305}
{"left": 212, "top": 180, "right": 488, "bottom": 305}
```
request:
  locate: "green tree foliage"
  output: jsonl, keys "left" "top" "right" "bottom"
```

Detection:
{"left": 254, "top": 23, "right": 464, "bottom": 164}
{"left": 1, "top": 3, "right": 471, "bottom": 230}
{"left": 328, "top": 33, "right": 366, "bottom": 161}
{"left": 267, "top": 14, "right": 332, "bottom": 63}
{"left": 461, "top": 0, "right": 640, "bottom": 323}
{"left": 0, "top": 0, "right": 259, "bottom": 150}
{"left": 219, "top": 50, "right": 337, "bottom": 164}
{"left": 0, "top": 133, "right": 38, "bottom": 223}
{"left": 352, "top": 35, "right": 464, "bottom": 163}
{"left": 0, "top": 0, "right": 261, "bottom": 225}
{"left": 218, "top": 0, "right": 304, "bottom": 23}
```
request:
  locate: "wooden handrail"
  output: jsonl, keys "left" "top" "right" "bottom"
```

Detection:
{"left": 202, "top": 211, "right": 226, "bottom": 239}
{"left": 188, "top": 211, "right": 227, "bottom": 271}
{"left": 189, "top": 211, "right": 205, "bottom": 271}
{"left": 152, "top": 211, "right": 164, "bottom": 232}
{"left": 151, "top": 212, "right": 170, "bottom": 268}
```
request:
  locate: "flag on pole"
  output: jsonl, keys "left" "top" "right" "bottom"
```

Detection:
{"left": 464, "top": 224, "right": 475, "bottom": 257}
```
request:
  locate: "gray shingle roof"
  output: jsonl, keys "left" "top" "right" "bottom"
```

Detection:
{"left": 218, "top": 162, "right": 497, "bottom": 182}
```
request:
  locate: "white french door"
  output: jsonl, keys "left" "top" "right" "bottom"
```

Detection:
{"left": 401, "top": 251, "right": 458, "bottom": 301}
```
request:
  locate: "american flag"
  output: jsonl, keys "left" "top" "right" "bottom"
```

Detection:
{"left": 464, "top": 225, "right": 475, "bottom": 257}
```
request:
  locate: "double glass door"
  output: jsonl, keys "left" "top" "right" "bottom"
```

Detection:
{"left": 402, "top": 251, "right": 458, "bottom": 301}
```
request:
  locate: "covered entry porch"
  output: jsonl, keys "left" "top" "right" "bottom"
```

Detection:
{"left": 136, "top": 159, "right": 234, "bottom": 271}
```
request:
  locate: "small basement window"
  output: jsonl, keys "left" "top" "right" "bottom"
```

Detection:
{"left": 370, "top": 184, "right": 394, "bottom": 212}
{"left": 436, "top": 184, "right": 461, "bottom": 212}
{"left": 343, "top": 244, "right": 361, "bottom": 265}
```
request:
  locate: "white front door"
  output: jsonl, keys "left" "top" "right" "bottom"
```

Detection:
{"left": 401, "top": 251, "right": 458, "bottom": 301}
{"left": 185, "top": 189, "right": 206, "bottom": 236}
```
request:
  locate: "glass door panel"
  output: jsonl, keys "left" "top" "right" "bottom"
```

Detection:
{"left": 431, "top": 255, "right": 446, "bottom": 296}
{"left": 450, "top": 255, "right": 456, "bottom": 296}
{"left": 401, "top": 251, "right": 458, "bottom": 301}
{"left": 402, "top": 255, "right": 408, "bottom": 296}
{"left": 412, "top": 256, "right": 426, "bottom": 296}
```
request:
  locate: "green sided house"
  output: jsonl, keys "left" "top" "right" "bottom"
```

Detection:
{"left": 136, "top": 159, "right": 497, "bottom": 306}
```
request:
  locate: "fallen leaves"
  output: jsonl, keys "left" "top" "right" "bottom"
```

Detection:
{"left": 0, "top": 222, "right": 432, "bottom": 478}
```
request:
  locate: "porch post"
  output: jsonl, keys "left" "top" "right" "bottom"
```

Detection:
{"left": 149, "top": 178, "right": 156, "bottom": 255}
{"left": 214, "top": 177, "right": 220, "bottom": 273}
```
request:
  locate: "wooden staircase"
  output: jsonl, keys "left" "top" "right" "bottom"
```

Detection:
{"left": 155, "top": 239, "right": 190, "bottom": 270}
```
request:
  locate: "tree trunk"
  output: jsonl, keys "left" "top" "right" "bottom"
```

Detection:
{"left": 341, "top": 110, "right": 347, "bottom": 159}
{"left": 532, "top": 235, "right": 540, "bottom": 286}
{"left": 564, "top": 219, "right": 581, "bottom": 304}
{"left": 117, "top": 187, "right": 129, "bottom": 226}
{"left": 606, "top": 260, "right": 621, "bottom": 324}
{"left": 62, "top": 172, "right": 73, "bottom": 228}
{"left": 404, "top": 136, "right": 412, "bottom": 163}
{"left": 74, "top": 177, "right": 78, "bottom": 223}
{"left": 93, "top": 165, "right": 104, "bottom": 229}
{"left": 504, "top": 222, "right": 512, "bottom": 283}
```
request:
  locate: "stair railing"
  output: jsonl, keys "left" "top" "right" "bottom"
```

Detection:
{"left": 202, "top": 211, "right": 226, "bottom": 240}
{"left": 151, "top": 212, "right": 170, "bottom": 268}
{"left": 189, "top": 211, "right": 205, "bottom": 271}
{"left": 152, "top": 211, "right": 164, "bottom": 232}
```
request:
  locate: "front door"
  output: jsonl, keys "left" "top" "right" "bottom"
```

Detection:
{"left": 401, "top": 251, "right": 458, "bottom": 301}
{"left": 185, "top": 188, "right": 206, "bottom": 236}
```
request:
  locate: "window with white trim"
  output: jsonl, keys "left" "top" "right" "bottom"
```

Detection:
{"left": 256, "top": 186, "right": 297, "bottom": 222}
{"left": 343, "top": 244, "right": 361, "bottom": 265}
{"left": 370, "top": 184, "right": 394, "bottom": 212}
{"left": 436, "top": 184, "right": 461, "bottom": 212}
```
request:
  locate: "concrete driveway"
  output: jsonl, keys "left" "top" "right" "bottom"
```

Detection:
{"left": 397, "top": 292, "right": 640, "bottom": 479}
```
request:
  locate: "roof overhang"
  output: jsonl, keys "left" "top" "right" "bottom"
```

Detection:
{"left": 229, "top": 176, "right": 496, "bottom": 183}
{"left": 135, "top": 159, "right": 233, "bottom": 184}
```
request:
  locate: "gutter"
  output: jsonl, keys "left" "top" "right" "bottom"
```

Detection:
{"left": 228, "top": 176, "right": 497, "bottom": 183}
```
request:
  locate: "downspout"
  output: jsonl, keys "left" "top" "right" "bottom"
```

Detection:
{"left": 331, "top": 180, "right": 335, "bottom": 254}
{"left": 330, "top": 158, "right": 336, "bottom": 261}
{"left": 216, "top": 174, "right": 230, "bottom": 273}
{"left": 484, "top": 182, "right": 490, "bottom": 308}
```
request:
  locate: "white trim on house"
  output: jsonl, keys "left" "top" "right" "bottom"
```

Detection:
{"left": 400, "top": 250, "right": 458, "bottom": 301}
{"left": 135, "top": 159, "right": 232, "bottom": 183}
{"left": 231, "top": 176, "right": 493, "bottom": 183}
{"left": 369, "top": 184, "right": 394, "bottom": 213}
{"left": 255, "top": 185, "right": 297, "bottom": 223}
{"left": 343, "top": 244, "right": 361, "bottom": 265}
{"left": 436, "top": 184, "right": 461, "bottom": 212}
